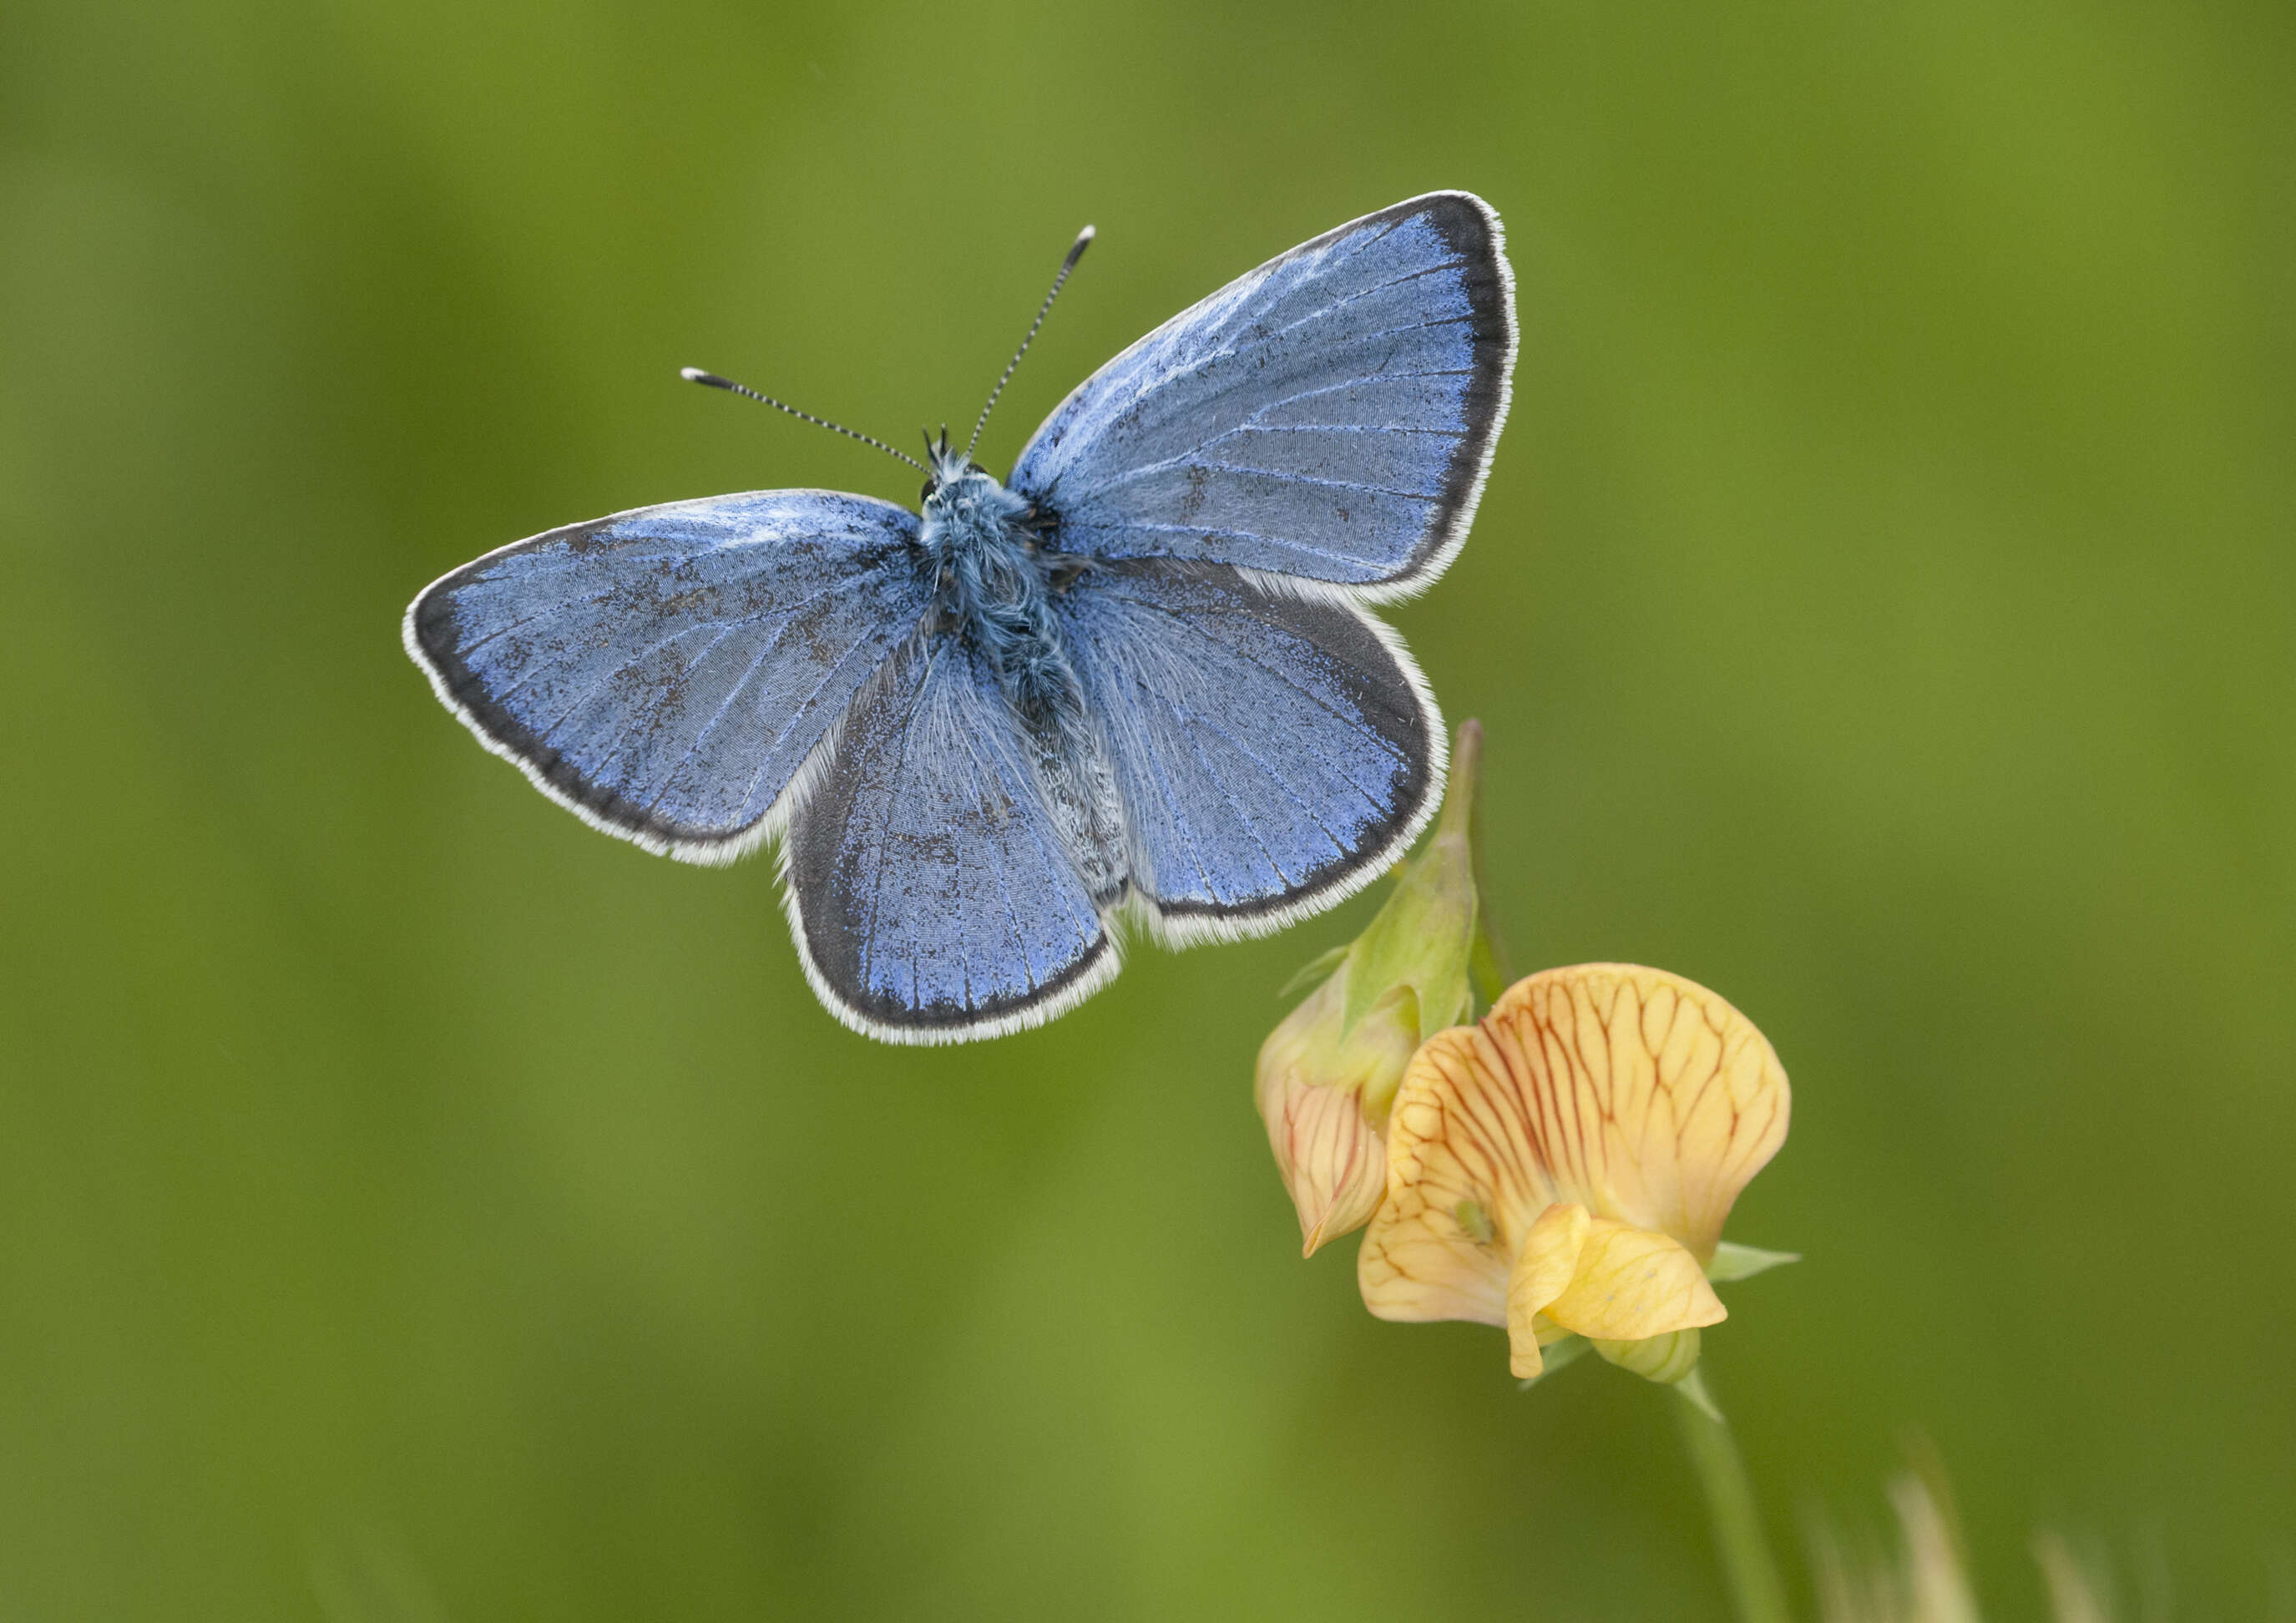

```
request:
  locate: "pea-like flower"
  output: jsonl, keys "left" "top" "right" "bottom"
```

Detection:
{"left": 1357, "top": 963, "right": 1791, "bottom": 1385}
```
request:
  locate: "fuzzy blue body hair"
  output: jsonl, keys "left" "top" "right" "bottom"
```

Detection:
{"left": 917, "top": 459, "right": 1067, "bottom": 721}
{"left": 916, "top": 449, "right": 1125, "bottom": 901}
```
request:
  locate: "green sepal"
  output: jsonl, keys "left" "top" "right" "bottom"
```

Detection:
{"left": 1275, "top": 944, "right": 1349, "bottom": 1001}
{"left": 1334, "top": 744, "right": 1483, "bottom": 1039}
{"left": 1706, "top": 1242, "right": 1801, "bottom": 1282}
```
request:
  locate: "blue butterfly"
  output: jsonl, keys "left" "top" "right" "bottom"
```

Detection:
{"left": 404, "top": 192, "right": 1516, "bottom": 1043}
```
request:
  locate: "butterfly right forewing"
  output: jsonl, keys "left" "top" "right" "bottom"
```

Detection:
{"left": 1009, "top": 191, "right": 1515, "bottom": 599}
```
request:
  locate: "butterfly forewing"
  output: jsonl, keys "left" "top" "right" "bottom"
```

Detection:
{"left": 405, "top": 491, "right": 931, "bottom": 860}
{"left": 1009, "top": 191, "right": 1513, "bottom": 595}
{"left": 1056, "top": 559, "right": 1439, "bottom": 933}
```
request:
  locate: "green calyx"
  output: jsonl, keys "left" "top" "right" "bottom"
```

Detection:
{"left": 1318, "top": 720, "right": 1505, "bottom": 1065}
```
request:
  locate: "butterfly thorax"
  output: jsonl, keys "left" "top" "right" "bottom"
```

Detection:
{"left": 917, "top": 466, "right": 1072, "bottom": 721}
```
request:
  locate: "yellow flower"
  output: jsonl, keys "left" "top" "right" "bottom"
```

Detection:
{"left": 1255, "top": 723, "right": 1488, "bottom": 1256}
{"left": 1358, "top": 963, "right": 1790, "bottom": 1384}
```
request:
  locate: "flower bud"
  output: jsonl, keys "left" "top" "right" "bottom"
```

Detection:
{"left": 1256, "top": 971, "right": 1419, "bottom": 1255}
{"left": 1254, "top": 722, "right": 1490, "bottom": 1255}
{"left": 1591, "top": 1328, "right": 1703, "bottom": 1386}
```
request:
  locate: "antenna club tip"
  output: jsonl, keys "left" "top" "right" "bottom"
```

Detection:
{"left": 1077, "top": 224, "right": 1095, "bottom": 242}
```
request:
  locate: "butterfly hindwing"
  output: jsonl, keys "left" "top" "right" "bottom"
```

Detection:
{"left": 1057, "top": 559, "right": 1441, "bottom": 933}
{"left": 783, "top": 634, "right": 1113, "bottom": 1042}
{"left": 404, "top": 490, "right": 931, "bottom": 861}
{"left": 1009, "top": 191, "right": 1514, "bottom": 595}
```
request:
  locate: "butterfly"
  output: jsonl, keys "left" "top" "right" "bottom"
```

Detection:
{"left": 404, "top": 191, "right": 1515, "bottom": 1044}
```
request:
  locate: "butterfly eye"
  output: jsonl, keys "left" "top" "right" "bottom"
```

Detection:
{"left": 919, "top": 480, "right": 936, "bottom": 506}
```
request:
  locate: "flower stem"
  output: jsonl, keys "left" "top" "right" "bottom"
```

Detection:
{"left": 1672, "top": 1379, "right": 1794, "bottom": 1623}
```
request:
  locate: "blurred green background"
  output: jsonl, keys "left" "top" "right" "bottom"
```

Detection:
{"left": 3, "top": 0, "right": 2290, "bottom": 1617}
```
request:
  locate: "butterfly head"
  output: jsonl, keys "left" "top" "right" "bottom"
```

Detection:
{"left": 918, "top": 426, "right": 1024, "bottom": 525}
{"left": 918, "top": 426, "right": 986, "bottom": 500}
{"left": 920, "top": 461, "right": 1026, "bottom": 535}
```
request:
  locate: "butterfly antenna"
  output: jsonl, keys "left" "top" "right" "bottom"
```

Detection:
{"left": 964, "top": 225, "right": 1094, "bottom": 463}
{"left": 680, "top": 367, "right": 927, "bottom": 472}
